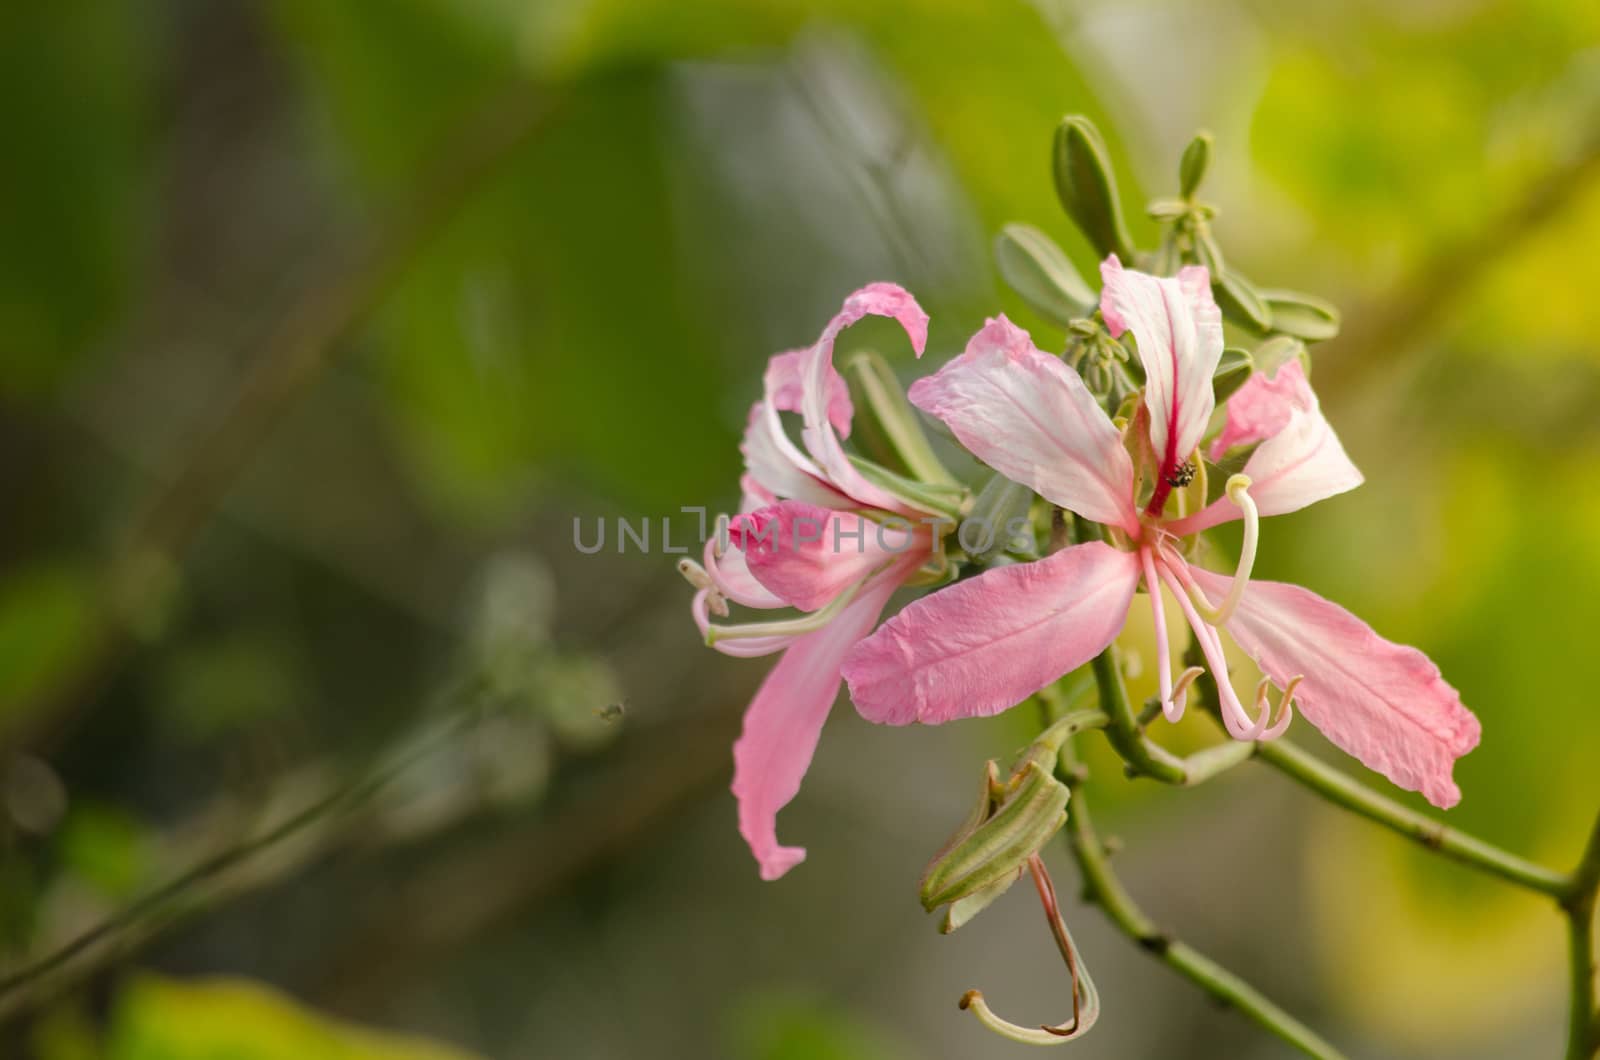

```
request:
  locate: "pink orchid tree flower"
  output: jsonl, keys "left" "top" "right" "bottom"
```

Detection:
{"left": 680, "top": 283, "right": 954, "bottom": 879}
{"left": 843, "top": 257, "right": 1480, "bottom": 810}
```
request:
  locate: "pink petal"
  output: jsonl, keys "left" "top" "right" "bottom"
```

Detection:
{"left": 842, "top": 541, "right": 1141, "bottom": 725}
{"left": 1208, "top": 358, "right": 1314, "bottom": 459}
{"left": 907, "top": 316, "right": 1138, "bottom": 533}
{"left": 1192, "top": 568, "right": 1480, "bottom": 808}
{"left": 738, "top": 473, "right": 776, "bottom": 514}
{"left": 1168, "top": 363, "right": 1363, "bottom": 535}
{"left": 1100, "top": 257, "right": 1223, "bottom": 470}
{"left": 732, "top": 501, "right": 918, "bottom": 612}
{"left": 798, "top": 283, "right": 930, "bottom": 511}
{"left": 740, "top": 401, "right": 854, "bottom": 510}
{"left": 732, "top": 576, "right": 903, "bottom": 879}
{"left": 703, "top": 531, "right": 784, "bottom": 610}
{"left": 765, "top": 349, "right": 853, "bottom": 438}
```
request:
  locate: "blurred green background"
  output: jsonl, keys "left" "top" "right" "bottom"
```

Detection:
{"left": 3, "top": 0, "right": 1599, "bottom": 1056}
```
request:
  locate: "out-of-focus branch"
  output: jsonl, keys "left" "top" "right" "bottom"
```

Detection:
{"left": 6, "top": 84, "right": 561, "bottom": 753}
{"left": 1321, "top": 127, "right": 1600, "bottom": 399}
{"left": 0, "top": 693, "right": 739, "bottom": 1029}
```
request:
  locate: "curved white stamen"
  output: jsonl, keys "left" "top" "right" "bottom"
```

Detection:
{"left": 1169, "top": 666, "right": 1206, "bottom": 718}
{"left": 678, "top": 558, "right": 714, "bottom": 591}
{"left": 1252, "top": 674, "right": 1300, "bottom": 740}
{"left": 679, "top": 559, "right": 729, "bottom": 617}
{"left": 1166, "top": 474, "right": 1258, "bottom": 626}
{"left": 1139, "top": 546, "right": 1182, "bottom": 721}
{"left": 704, "top": 574, "right": 868, "bottom": 645}
{"left": 1157, "top": 557, "right": 1261, "bottom": 738}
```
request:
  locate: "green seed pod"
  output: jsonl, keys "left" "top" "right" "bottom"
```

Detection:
{"left": 919, "top": 755, "right": 1070, "bottom": 915}
{"left": 1052, "top": 116, "right": 1137, "bottom": 263}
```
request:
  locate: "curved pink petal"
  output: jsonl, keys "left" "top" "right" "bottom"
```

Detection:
{"left": 1192, "top": 568, "right": 1480, "bottom": 808}
{"left": 766, "top": 349, "right": 853, "bottom": 437}
{"left": 1168, "top": 365, "right": 1362, "bottom": 535}
{"left": 732, "top": 576, "right": 903, "bottom": 879}
{"left": 907, "top": 316, "right": 1137, "bottom": 533}
{"left": 842, "top": 541, "right": 1141, "bottom": 725}
{"left": 1208, "top": 358, "right": 1314, "bottom": 459}
{"left": 703, "top": 531, "right": 784, "bottom": 610}
{"left": 732, "top": 501, "right": 917, "bottom": 612}
{"left": 1100, "top": 257, "right": 1223, "bottom": 471}
{"left": 799, "top": 283, "right": 930, "bottom": 511}
{"left": 740, "top": 402, "right": 853, "bottom": 510}
{"left": 738, "top": 473, "right": 776, "bottom": 514}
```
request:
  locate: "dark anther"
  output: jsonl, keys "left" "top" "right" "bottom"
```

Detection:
{"left": 1165, "top": 460, "right": 1197, "bottom": 488}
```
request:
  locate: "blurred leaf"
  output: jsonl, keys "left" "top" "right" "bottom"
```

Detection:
{"left": 57, "top": 804, "right": 150, "bottom": 900}
{"left": 0, "top": 562, "right": 97, "bottom": 732}
{"left": 30, "top": 1001, "right": 99, "bottom": 1060}
{"left": 993, "top": 223, "right": 1095, "bottom": 327}
{"left": 0, "top": 2, "right": 152, "bottom": 395}
{"left": 727, "top": 992, "right": 910, "bottom": 1060}
{"left": 156, "top": 631, "right": 309, "bottom": 740}
{"left": 106, "top": 975, "right": 485, "bottom": 1060}
{"left": 1260, "top": 287, "right": 1340, "bottom": 342}
{"left": 1212, "top": 267, "right": 1271, "bottom": 333}
{"left": 1211, "top": 347, "right": 1253, "bottom": 404}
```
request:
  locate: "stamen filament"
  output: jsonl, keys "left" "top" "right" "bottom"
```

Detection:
{"left": 1157, "top": 557, "right": 1265, "bottom": 739}
{"left": 1163, "top": 474, "right": 1258, "bottom": 626}
{"left": 703, "top": 574, "right": 869, "bottom": 646}
{"left": 956, "top": 855, "right": 1100, "bottom": 1045}
{"left": 1139, "top": 546, "right": 1183, "bottom": 722}
{"left": 1252, "top": 675, "right": 1300, "bottom": 741}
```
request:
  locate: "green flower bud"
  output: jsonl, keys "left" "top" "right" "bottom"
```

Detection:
{"left": 1179, "top": 130, "right": 1213, "bottom": 199}
{"left": 919, "top": 748, "right": 1071, "bottom": 922}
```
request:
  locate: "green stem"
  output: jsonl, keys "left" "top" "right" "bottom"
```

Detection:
{"left": 1039, "top": 661, "right": 1347, "bottom": 1058}
{"left": 1563, "top": 807, "right": 1600, "bottom": 1059}
{"left": 1053, "top": 735, "right": 1346, "bottom": 1060}
{"left": 1252, "top": 738, "right": 1570, "bottom": 898}
{"left": 1178, "top": 636, "right": 1571, "bottom": 899}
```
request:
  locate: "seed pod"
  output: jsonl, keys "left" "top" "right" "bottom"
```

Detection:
{"left": 1052, "top": 116, "right": 1137, "bottom": 263}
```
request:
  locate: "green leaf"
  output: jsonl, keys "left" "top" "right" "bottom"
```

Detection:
{"left": 1213, "top": 267, "right": 1273, "bottom": 333}
{"left": 1260, "top": 287, "right": 1342, "bottom": 342}
{"left": 0, "top": 2, "right": 152, "bottom": 395}
{"left": 1178, "top": 130, "right": 1213, "bottom": 199}
{"left": 0, "top": 563, "right": 97, "bottom": 737}
{"left": 1213, "top": 347, "right": 1254, "bottom": 404}
{"left": 1052, "top": 115, "right": 1137, "bottom": 262}
{"left": 107, "top": 975, "right": 486, "bottom": 1060}
{"left": 1252, "top": 334, "right": 1309, "bottom": 377}
{"left": 993, "top": 223, "right": 1096, "bottom": 327}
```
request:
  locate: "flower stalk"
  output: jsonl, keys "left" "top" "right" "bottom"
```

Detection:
{"left": 1046, "top": 685, "right": 1347, "bottom": 1060}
